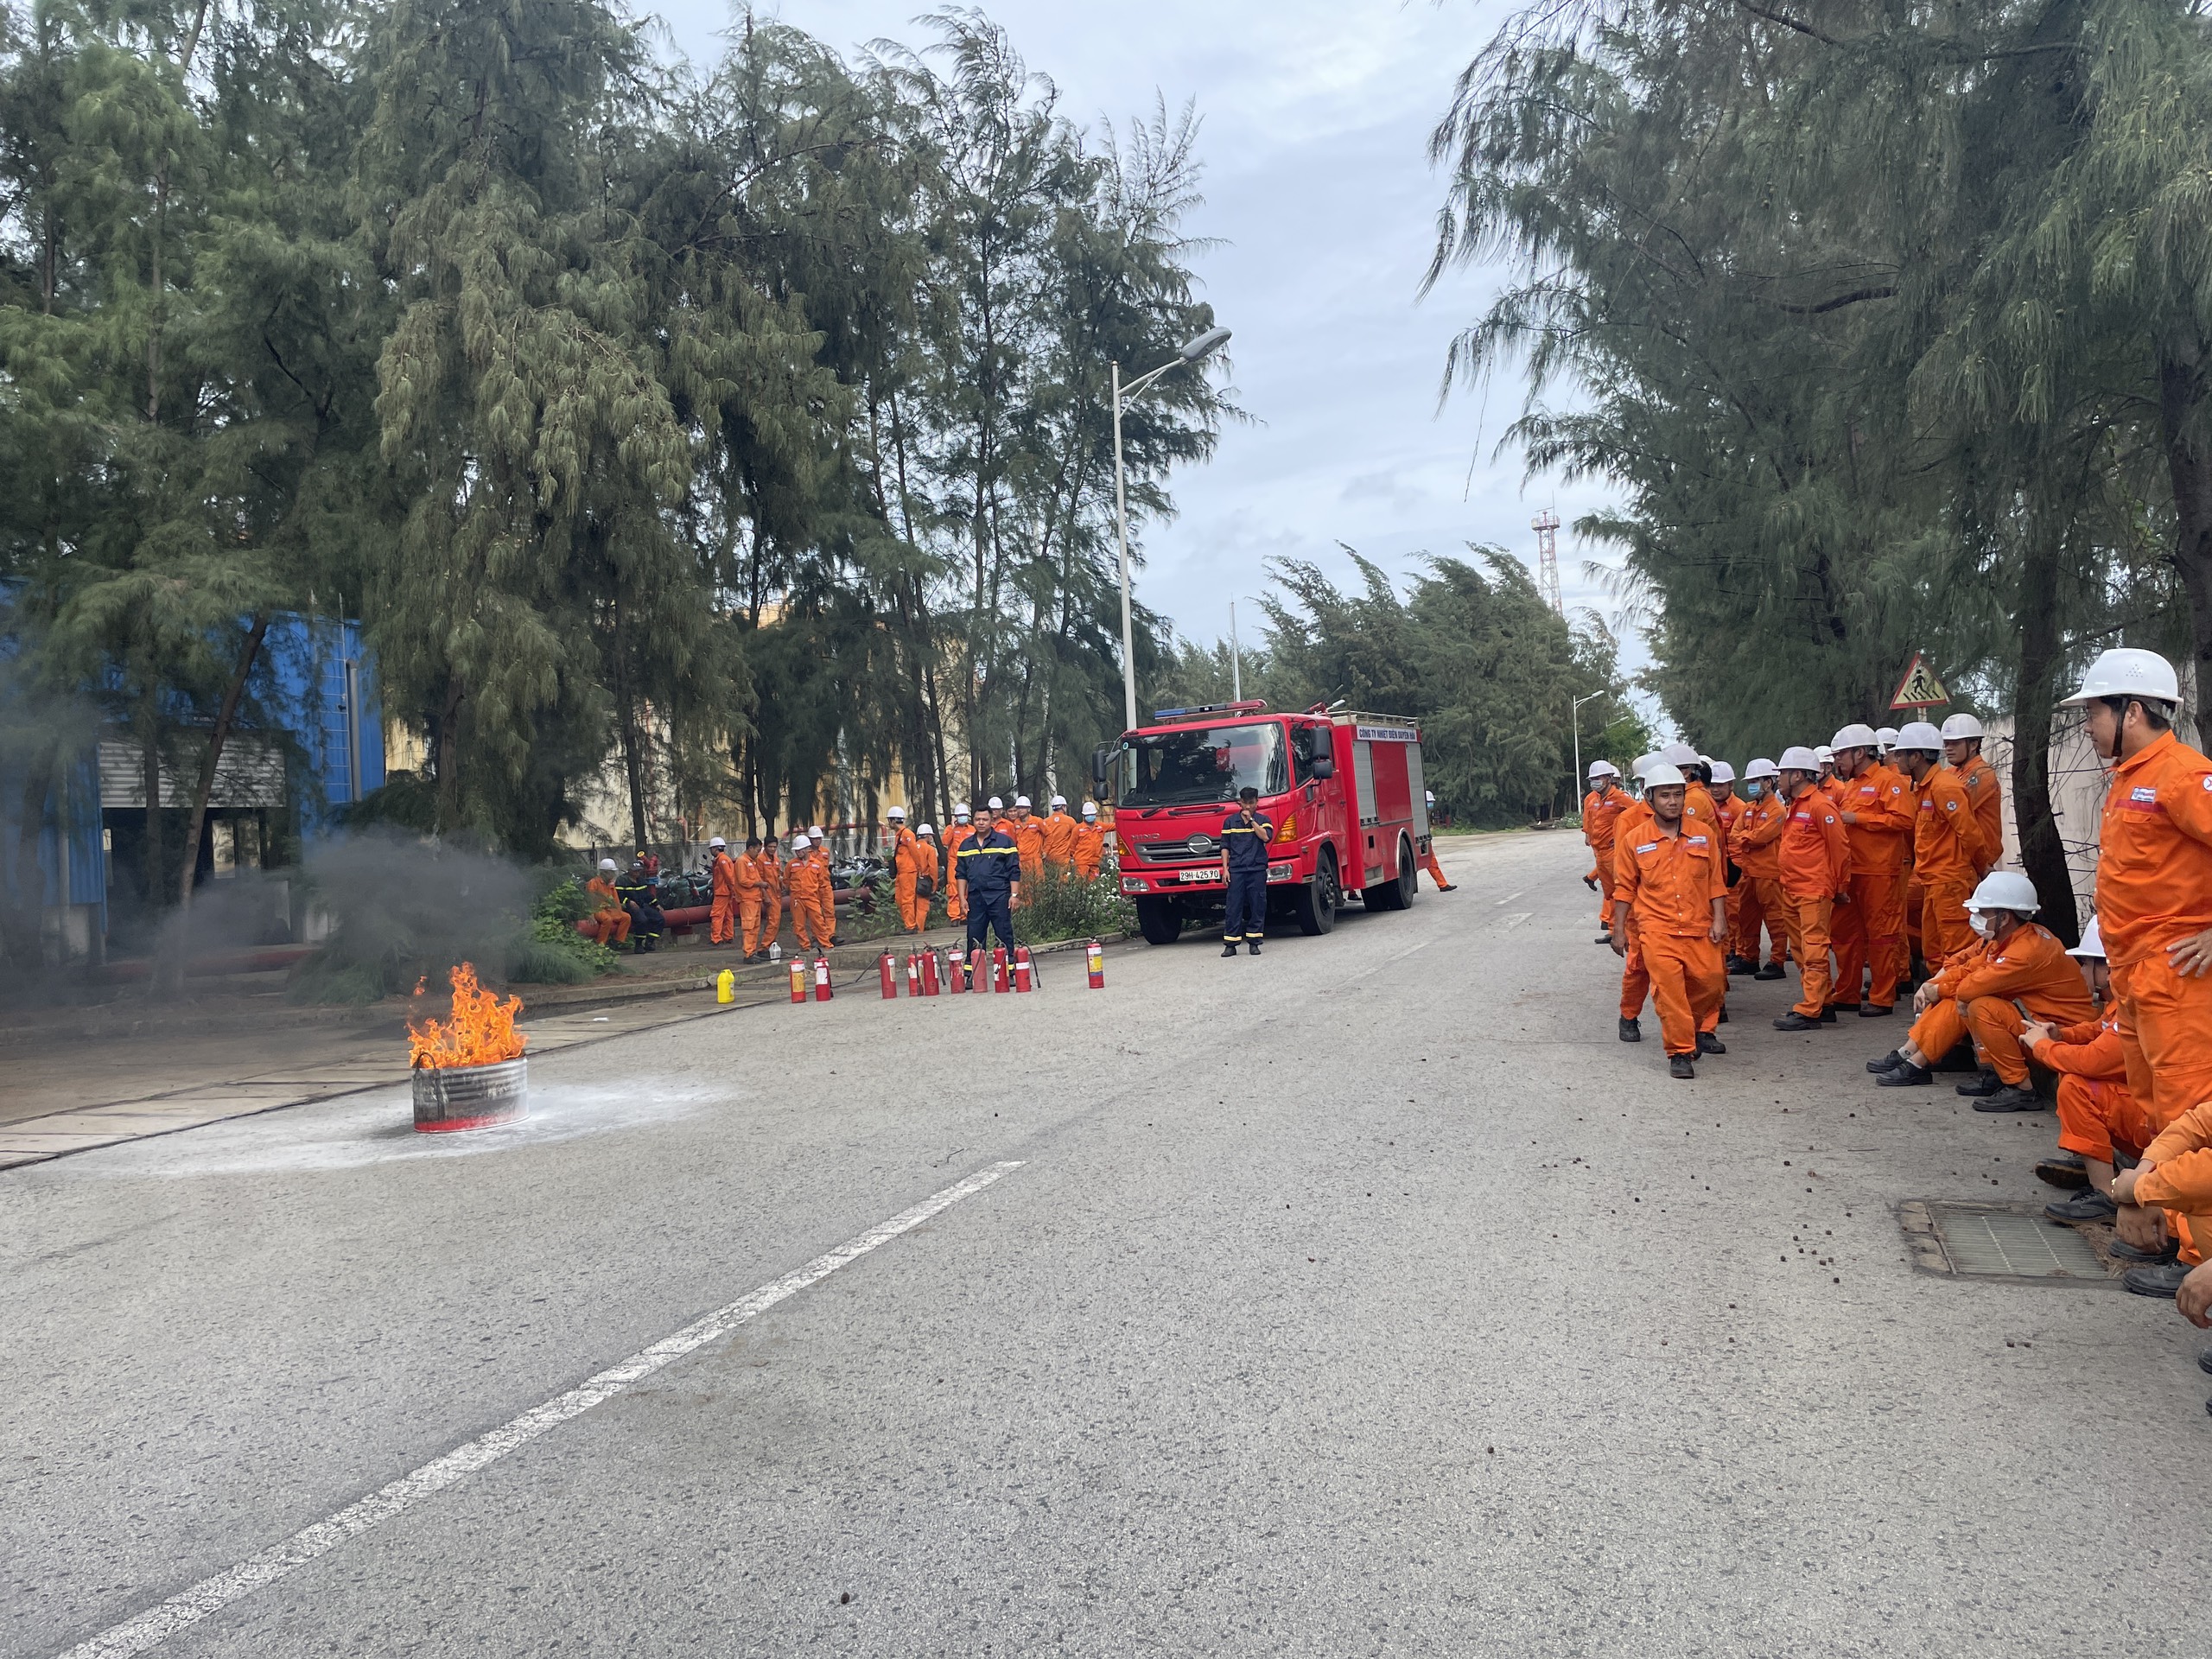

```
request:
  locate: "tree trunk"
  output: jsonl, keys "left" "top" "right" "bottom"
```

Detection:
{"left": 5, "top": 740, "right": 57, "bottom": 975}
{"left": 176, "top": 614, "right": 269, "bottom": 912}
{"left": 140, "top": 689, "right": 164, "bottom": 917}
{"left": 2012, "top": 521, "right": 2079, "bottom": 945}
{"left": 435, "top": 671, "right": 466, "bottom": 832}
{"left": 2158, "top": 328, "right": 2212, "bottom": 734}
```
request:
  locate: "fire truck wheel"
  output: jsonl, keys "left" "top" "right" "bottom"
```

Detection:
{"left": 1364, "top": 836, "right": 1417, "bottom": 912}
{"left": 1135, "top": 895, "right": 1185, "bottom": 946}
{"left": 1294, "top": 848, "right": 1339, "bottom": 936}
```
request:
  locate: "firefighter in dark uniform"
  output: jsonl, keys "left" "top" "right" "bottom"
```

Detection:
{"left": 1220, "top": 786, "right": 1273, "bottom": 958}
{"left": 955, "top": 800, "right": 1022, "bottom": 957}
{"left": 616, "top": 852, "right": 665, "bottom": 954}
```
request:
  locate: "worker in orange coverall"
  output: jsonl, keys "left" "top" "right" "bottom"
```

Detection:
{"left": 734, "top": 836, "right": 773, "bottom": 961}
{"left": 1729, "top": 760, "right": 1789, "bottom": 977}
{"left": 2113, "top": 1103, "right": 2212, "bottom": 1315}
{"left": 1040, "top": 794, "right": 1078, "bottom": 876}
{"left": 1892, "top": 719, "right": 1987, "bottom": 969}
{"left": 2022, "top": 920, "right": 2148, "bottom": 1223}
{"left": 583, "top": 857, "right": 632, "bottom": 948}
{"left": 1072, "top": 801, "right": 1105, "bottom": 879}
{"left": 1869, "top": 870, "right": 2093, "bottom": 1112}
{"left": 1582, "top": 760, "right": 1628, "bottom": 941}
{"left": 1609, "top": 761, "right": 1728, "bottom": 1080}
{"left": 1942, "top": 713, "right": 2004, "bottom": 875}
{"left": 1009, "top": 795, "right": 1046, "bottom": 900}
{"left": 943, "top": 805, "right": 973, "bottom": 922}
{"left": 883, "top": 806, "right": 922, "bottom": 933}
{"left": 785, "top": 830, "right": 826, "bottom": 951}
{"left": 1707, "top": 760, "right": 1744, "bottom": 939}
{"left": 1770, "top": 746, "right": 1851, "bottom": 1032}
{"left": 1610, "top": 754, "right": 1662, "bottom": 1044}
{"left": 754, "top": 831, "right": 785, "bottom": 954}
{"left": 805, "top": 827, "right": 840, "bottom": 948}
{"left": 1826, "top": 724, "right": 1915, "bottom": 1017}
{"left": 707, "top": 836, "right": 739, "bottom": 946}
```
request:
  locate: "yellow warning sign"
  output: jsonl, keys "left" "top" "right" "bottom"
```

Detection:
{"left": 1890, "top": 652, "right": 1949, "bottom": 709}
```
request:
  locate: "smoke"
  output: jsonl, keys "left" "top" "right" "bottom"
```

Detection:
{"left": 288, "top": 828, "right": 536, "bottom": 1003}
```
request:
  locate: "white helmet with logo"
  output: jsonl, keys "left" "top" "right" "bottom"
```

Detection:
{"left": 1965, "top": 869, "right": 2040, "bottom": 915}
{"left": 1708, "top": 760, "right": 1737, "bottom": 784}
{"left": 2063, "top": 647, "right": 2180, "bottom": 708}
{"left": 1014, "top": 794, "right": 1032, "bottom": 809}
{"left": 954, "top": 803, "right": 971, "bottom": 820}
{"left": 1643, "top": 762, "right": 1688, "bottom": 789}
{"left": 887, "top": 805, "right": 906, "bottom": 820}
{"left": 1940, "top": 713, "right": 1984, "bottom": 741}
{"left": 987, "top": 796, "right": 1005, "bottom": 810}
{"left": 1830, "top": 723, "right": 1878, "bottom": 752}
{"left": 1081, "top": 801, "right": 1097, "bottom": 819}
{"left": 1050, "top": 794, "right": 1066, "bottom": 808}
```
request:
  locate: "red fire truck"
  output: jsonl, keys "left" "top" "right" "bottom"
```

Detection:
{"left": 1092, "top": 700, "right": 1433, "bottom": 945}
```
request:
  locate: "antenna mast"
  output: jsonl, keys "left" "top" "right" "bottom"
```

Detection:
{"left": 1532, "top": 509, "right": 1563, "bottom": 617}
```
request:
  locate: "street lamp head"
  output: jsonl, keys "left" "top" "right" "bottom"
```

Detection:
{"left": 1179, "top": 326, "right": 1232, "bottom": 362}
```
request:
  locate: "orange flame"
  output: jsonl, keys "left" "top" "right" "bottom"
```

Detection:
{"left": 407, "top": 963, "right": 528, "bottom": 1070}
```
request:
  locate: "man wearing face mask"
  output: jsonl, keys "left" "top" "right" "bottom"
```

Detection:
{"left": 1729, "top": 759, "right": 1788, "bottom": 978}
{"left": 1893, "top": 720, "right": 1987, "bottom": 969}
{"left": 1609, "top": 762, "right": 1728, "bottom": 1078}
{"left": 1770, "top": 747, "right": 1851, "bottom": 1032}
{"left": 1868, "top": 870, "right": 2093, "bottom": 1107}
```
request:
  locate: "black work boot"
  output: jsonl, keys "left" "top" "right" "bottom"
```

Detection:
{"left": 1866, "top": 1049, "right": 1906, "bottom": 1074}
{"left": 2123, "top": 1262, "right": 2190, "bottom": 1297}
{"left": 1774, "top": 1011, "right": 1821, "bottom": 1032}
{"left": 1859, "top": 1002, "right": 1894, "bottom": 1018}
{"left": 2111, "top": 1235, "right": 2179, "bottom": 1264}
{"left": 2034, "top": 1154, "right": 2089, "bottom": 1190}
{"left": 1669, "top": 1054, "right": 1696, "bottom": 1080}
{"left": 1973, "top": 1084, "right": 2044, "bottom": 1113}
{"left": 1696, "top": 1031, "right": 1726, "bottom": 1056}
{"left": 1753, "top": 963, "right": 1786, "bottom": 980}
{"left": 2044, "top": 1188, "right": 2117, "bottom": 1223}
{"left": 1619, "top": 1016, "right": 1643, "bottom": 1043}
{"left": 1955, "top": 1071, "right": 2003, "bottom": 1097}
{"left": 1248, "top": 939, "right": 1262, "bottom": 957}
{"left": 1876, "top": 1061, "right": 1933, "bottom": 1087}
{"left": 1221, "top": 942, "right": 1240, "bottom": 958}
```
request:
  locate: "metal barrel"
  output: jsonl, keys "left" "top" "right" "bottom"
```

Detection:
{"left": 412, "top": 1057, "right": 529, "bottom": 1133}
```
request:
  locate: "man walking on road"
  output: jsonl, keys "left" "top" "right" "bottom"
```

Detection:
{"left": 1609, "top": 762, "right": 1727, "bottom": 1078}
{"left": 1220, "top": 785, "right": 1274, "bottom": 957}
{"left": 956, "top": 800, "right": 1021, "bottom": 960}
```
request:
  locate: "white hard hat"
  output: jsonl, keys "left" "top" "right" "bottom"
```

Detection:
{"left": 709, "top": 836, "right": 726, "bottom": 849}
{"left": 1587, "top": 760, "right": 1611, "bottom": 779}
{"left": 1708, "top": 760, "right": 1737, "bottom": 784}
{"left": 1050, "top": 794, "right": 1066, "bottom": 807}
{"left": 1643, "top": 763, "right": 1688, "bottom": 788}
{"left": 1014, "top": 794, "right": 1032, "bottom": 809}
{"left": 1875, "top": 726, "right": 1901, "bottom": 748}
{"left": 887, "top": 805, "right": 906, "bottom": 819}
{"left": 916, "top": 823, "right": 934, "bottom": 836}
{"left": 954, "top": 803, "right": 971, "bottom": 819}
{"left": 2068, "top": 918, "right": 2105, "bottom": 960}
{"left": 1940, "top": 713, "right": 1985, "bottom": 741}
{"left": 1896, "top": 721, "right": 1944, "bottom": 752}
{"left": 1778, "top": 746, "right": 1821, "bottom": 772}
{"left": 987, "top": 796, "right": 1004, "bottom": 810}
{"left": 1813, "top": 745, "right": 1836, "bottom": 764}
{"left": 598, "top": 857, "right": 618, "bottom": 872}
{"left": 1965, "top": 869, "right": 2040, "bottom": 916}
{"left": 1081, "top": 802, "right": 1097, "bottom": 818}
{"left": 809, "top": 830, "right": 824, "bottom": 843}
{"left": 1426, "top": 790, "right": 1436, "bottom": 803}
{"left": 1831, "top": 723, "right": 1878, "bottom": 752}
{"left": 1630, "top": 753, "right": 1661, "bottom": 781}
{"left": 809, "top": 824, "right": 824, "bottom": 836}
{"left": 2063, "top": 647, "right": 2180, "bottom": 708}
{"left": 1660, "top": 741, "right": 1699, "bottom": 767}
{"left": 1745, "top": 758, "right": 1779, "bottom": 780}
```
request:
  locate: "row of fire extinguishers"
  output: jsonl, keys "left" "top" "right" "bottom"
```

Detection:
{"left": 783, "top": 939, "right": 1109, "bottom": 1003}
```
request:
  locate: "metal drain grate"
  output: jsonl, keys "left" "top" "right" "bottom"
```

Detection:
{"left": 1897, "top": 1201, "right": 2120, "bottom": 1282}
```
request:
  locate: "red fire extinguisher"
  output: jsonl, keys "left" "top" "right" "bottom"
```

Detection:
{"left": 921, "top": 950, "right": 940, "bottom": 996}
{"left": 813, "top": 957, "right": 833, "bottom": 1001}
{"left": 1086, "top": 938, "right": 1105, "bottom": 989}
{"left": 991, "top": 947, "right": 1009, "bottom": 993}
{"left": 788, "top": 959, "right": 808, "bottom": 1004}
{"left": 1012, "top": 945, "right": 1033, "bottom": 993}
{"left": 946, "top": 948, "right": 965, "bottom": 992}
{"left": 906, "top": 951, "right": 922, "bottom": 996}
{"left": 878, "top": 950, "right": 897, "bottom": 999}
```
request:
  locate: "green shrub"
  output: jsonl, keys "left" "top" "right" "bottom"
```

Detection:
{"left": 1014, "top": 869, "right": 1136, "bottom": 945}
{"left": 512, "top": 877, "right": 619, "bottom": 982}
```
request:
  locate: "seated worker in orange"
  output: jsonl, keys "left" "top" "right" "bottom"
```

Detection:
{"left": 1583, "top": 760, "right": 1628, "bottom": 940}
{"left": 707, "top": 836, "right": 740, "bottom": 946}
{"left": 2112, "top": 1099, "right": 2212, "bottom": 1304}
{"left": 2024, "top": 920, "right": 2151, "bottom": 1224}
{"left": 1071, "top": 801, "right": 1105, "bottom": 879}
{"left": 1040, "top": 794, "right": 1078, "bottom": 875}
{"left": 733, "top": 835, "right": 773, "bottom": 961}
{"left": 1942, "top": 713, "right": 2003, "bottom": 876}
{"left": 943, "top": 805, "right": 973, "bottom": 923}
{"left": 1866, "top": 870, "right": 2094, "bottom": 1108}
{"left": 1611, "top": 754, "right": 1663, "bottom": 1043}
{"left": 1892, "top": 719, "right": 1987, "bottom": 969}
{"left": 882, "top": 806, "right": 922, "bottom": 932}
{"left": 1770, "top": 746, "right": 1851, "bottom": 1033}
{"left": 1827, "top": 723, "right": 1915, "bottom": 1017}
{"left": 583, "top": 858, "right": 632, "bottom": 948}
{"left": 1729, "top": 759, "right": 1789, "bottom": 978}
{"left": 1419, "top": 791, "right": 1457, "bottom": 891}
{"left": 2064, "top": 647, "right": 2212, "bottom": 1148}
{"left": 1608, "top": 762, "right": 1729, "bottom": 1080}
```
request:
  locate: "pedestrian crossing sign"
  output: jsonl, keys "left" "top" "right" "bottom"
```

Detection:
{"left": 1890, "top": 652, "right": 1948, "bottom": 709}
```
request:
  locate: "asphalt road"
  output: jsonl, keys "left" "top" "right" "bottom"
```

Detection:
{"left": 7, "top": 831, "right": 2208, "bottom": 1658}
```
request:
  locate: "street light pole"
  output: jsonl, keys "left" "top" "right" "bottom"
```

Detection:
{"left": 1111, "top": 326, "right": 1231, "bottom": 734}
{"left": 1571, "top": 687, "right": 1609, "bottom": 807}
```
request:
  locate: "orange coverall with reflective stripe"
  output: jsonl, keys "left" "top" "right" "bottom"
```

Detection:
{"left": 787, "top": 849, "right": 831, "bottom": 950}
{"left": 2042, "top": 1008, "right": 2157, "bottom": 1164}
{"left": 1012, "top": 817, "right": 1046, "bottom": 904}
{"left": 1585, "top": 785, "right": 1630, "bottom": 927}
{"left": 1039, "top": 809, "right": 1077, "bottom": 874}
{"left": 1729, "top": 791, "right": 1787, "bottom": 965}
{"left": 1611, "top": 799, "right": 1655, "bottom": 1018}
{"left": 1932, "top": 923, "right": 2094, "bottom": 1085}
{"left": 1833, "top": 761, "right": 1915, "bottom": 1010}
{"left": 709, "top": 850, "right": 740, "bottom": 944}
{"left": 1913, "top": 766, "right": 1987, "bottom": 968}
{"left": 1956, "top": 753, "right": 2003, "bottom": 875}
{"left": 1777, "top": 785, "right": 1849, "bottom": 1019}
{"left": 941, "top": 826, "right": 973, "bottom": 919}
{"left": 1071, "top": 822, "right": 1104, "bottom": 879}
{"left": 1613, "top": 817, "right": 1727, "bottom": 1057}
{"left": 2133, "top": 1099, "right": 2212, "bottom": 1268}
{"left": 893, "top": 828, "right": 935, "bottom": 930}
{"left": 2096, "top": 730, "right": 2212, "bottom": 1131}
{"left": 583, "top": 874, "right": 631, "bottom": 947}
{"left": 734, "top": 852, "right": 772, "bottom": 955}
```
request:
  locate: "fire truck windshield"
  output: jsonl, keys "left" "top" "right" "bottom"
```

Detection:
{"left": 1116, "top": 722, "right": 1287, "bottom": 808}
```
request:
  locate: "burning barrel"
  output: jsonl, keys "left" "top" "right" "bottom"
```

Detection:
{"left": 408, "top": 963, "right": 531, "bottom": 1133}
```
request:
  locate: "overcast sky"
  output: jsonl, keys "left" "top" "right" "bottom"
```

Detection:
{"left": 651, "top": 0, "right": 1637, "bottom": 677}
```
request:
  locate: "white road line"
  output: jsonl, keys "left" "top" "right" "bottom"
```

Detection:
{"left": 61, "top": 1160, "right": 1025, "bottom": 1659}
{"left": 1494, "top": 890, "right": 1524, "bottom": 906}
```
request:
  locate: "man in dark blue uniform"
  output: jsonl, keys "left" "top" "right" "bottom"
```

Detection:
{"left": 956, "top": 799, "right": 1022, "bottom": 957}
{"left": 1220, "top": 786, "right": 1274, "bottom": 958}
{"left": 615, "top": 851, "right": 665, "bottom": 954}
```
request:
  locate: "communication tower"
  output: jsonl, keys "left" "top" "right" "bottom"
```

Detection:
{"left": 1532, "top": 509, "right": 1563, "bottom": 616}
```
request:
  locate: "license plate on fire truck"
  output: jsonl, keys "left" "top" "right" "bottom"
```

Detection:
{"left": 1177, "top": 868, "right": 1215, "bottom": 884}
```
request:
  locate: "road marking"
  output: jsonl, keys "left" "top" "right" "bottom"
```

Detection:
{"left": 1501, "top": 912, "right": 1533, "bottom": 929}
{"left": 60, "top": 1160, "right": 1025, "bottom": 1659}
{"left": 1494, "top": 890, "right": 1524, "bottom": 906}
